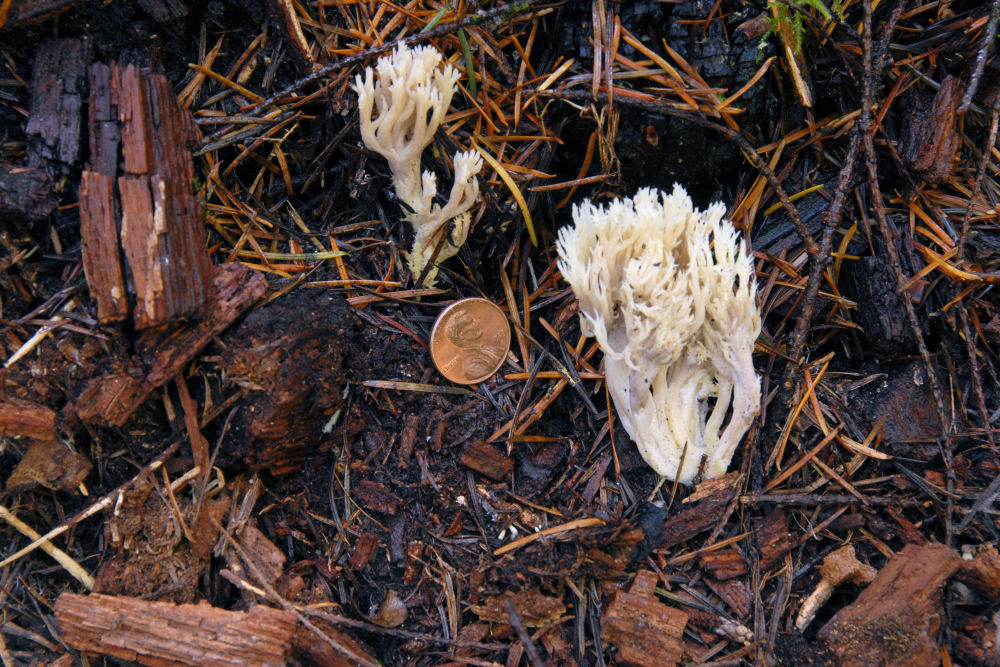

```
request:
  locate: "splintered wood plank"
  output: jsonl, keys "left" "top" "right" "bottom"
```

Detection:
{"left": 79, "top": 171, "right": 128, "bottom": 322}
{"left": 54, "top": 593, "right": 295, "bottom": 667}
{"left": 817, "top": 543, "right": 962, "bottom": 666}
{"left": 25, "top": 38, "right": 87, "bottom": 165}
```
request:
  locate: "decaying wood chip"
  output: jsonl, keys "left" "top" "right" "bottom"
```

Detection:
{"left": 602, "top": 570, "right": 688, "bottom": 666}
{"left": 222, "top": 523, "right": 304, "bottom": 602}
{"left": 662, "top": 474, "right": 738, "bottom": 548}
{"left": 470, "top": 590, "right": 566, "bottom": 627}
{"left": 903, "top": 75, "right": 962, "bottom": 184}
{"left": 348, "top": 532, "right": 378, "bottom": 571}
{"left": 754, "top": 507, "right": 793, "bottom": 570}
{"left": 217, "top": 290, "right": 353, "bottom": 473}
{"left": 5, "top": 438, "right": 92, "bottom": 493}
{"left": 0, "top": 399, "right": 57, "bottom": 442}
{"left": 700, "top": 547, "right": 748, "bottom": 581}
{"left": 817, "top": 543, "right": 962, "bottom": 665}
{"left": 353, "top": 479, "right": 402, "bottom": 515}
{"left": 460, "top": 438, "right": 514, "bottom": 480}
{"left": 54, "top": 592, "right": 296, "bottom": 667}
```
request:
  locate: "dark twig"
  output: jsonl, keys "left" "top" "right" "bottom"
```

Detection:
{"left": 859, "top": 0, "right": 955, "bottom": 543}
{"left": 958, "top": 0, "right": 1000, "bottom": 113}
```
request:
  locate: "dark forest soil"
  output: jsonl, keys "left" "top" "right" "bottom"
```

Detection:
{"left": 2, "top": 1, "right": 1000, "bottom": 666}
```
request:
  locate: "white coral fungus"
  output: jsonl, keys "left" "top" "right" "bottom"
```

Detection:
{"left": 556, "top": 186, "right": 761, "bottom": 484}
{"left": 353, "top": 44, "right": 483, "bottom": 286}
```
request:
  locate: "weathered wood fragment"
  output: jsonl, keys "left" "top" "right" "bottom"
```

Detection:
{"left": 54, "top": 593, "right": 295, "bottom": 667}
{"left": 0, "top": 399, "right": 57, "bottom": 442}
{"left": 662, "top": 479, "right": 736, "bottom": 548}
{"left": 79, "top": 171, "right": 128, "bottom": 322}
{"left": 217, "top": 290, "right": 354, "bottom": 473}
{"left": 26, "top": 39, "right": 87, "bottom": 165}
{"left": 700, "top": 547, "right": 747, "bottom": 580}
{"left": 80, "top": 62, "right": 211, "bottom": 328}
{"left": 903, "top": 75, "right": 961, "bottom": 184}
{"left": 817, "top": 543, "right": 962, "bottom": 666}
{"left": 602, "top": 570, "right": 688, "bottom": 666}
{"left": 76, "top": 264, "right": 267, "bottom": 425}
{"left": 460, "top": 438, "right": 514, "bottom": 480}
{"left": 0, "top": 163, "right": 57, "bottom": 221}
{"left": 5, "top": 438, "right": 92, "bottom": 493}
{"left": 754, "top": 507, "right": 793, "bottom": 570}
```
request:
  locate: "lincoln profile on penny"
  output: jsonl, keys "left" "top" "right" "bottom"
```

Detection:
{"left": 443, "top": 309, "right": 503, "bottom": 379}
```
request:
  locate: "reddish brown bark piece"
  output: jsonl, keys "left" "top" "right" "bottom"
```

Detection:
{"left": 25, "top": 38, "right": 87, "bottom": 165}
{"left": 460, "top": 438, "right": 513, "bottom": 480}
{"left": 661, "top": 484, "right": 736, "bottom": 548}
{"left": 354, "top": 480, "right": 403, "bottom": 515}
{"left": 956, "top": 544, "right": 1000, "bottom": 598}
{"left": 700, "top": 547, "right": 747, "bottom": 581}
{"left": 81, "top": 62, "right": 211, "bottom": 328}
{"left": 348, "top": 532, "right": 378, "bottom": 571}
{"left": 76, "top": 264, "right": 267, "bottom": 426}
{"left": 470, "top": 590, "right": 566, "bottom": 627}
{"left": 55, "top": 593, "right": 295, "bottom": 667}
{"left": 0, "top": 163, "right": 57, "bottom": 221}
{"left": 5, "top": 438, "right": 92, "bottom": 493}
{"left": 79, "top": 171, "right": 128, "bottom": 322}
{"left": 903, "top": 75, "right": 961, "bottom": 184}
{"left": 0, "top": 399, "right": 57, "bottom": 441}
{"left": 817, "top": 543, "right": 962, "bottom": 666}
{"left": 602, "top": 570, "right": 688, "bottom": 667}
{"left": 704, "top": 576, "right": 751, "bottom": 618}
{"left": 754, "top": 507, "right": 793, "bottom": 570}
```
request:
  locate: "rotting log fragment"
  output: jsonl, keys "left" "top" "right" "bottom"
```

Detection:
{"left": 26, "top": 38, "right": 87, "bottom": 166}
{"left": 76, "top": 264, "right": 267, "bottom": 426}
{"left": 0, "top": 0, "right": 87, "bottom": 28}
{"left": 80, "top": 62, "right": 212, "bottom": 329}
{"left": 54, "top": 593, "right": 295, "bottom": 667}
{"left": 217, "top": 290, "right": 355, "bottom": 473}
{"left": 817, "top": 543, "right": 962, "bottom": 666}
{"left": 602, "top": 570, "right": 688, "bottom": 667}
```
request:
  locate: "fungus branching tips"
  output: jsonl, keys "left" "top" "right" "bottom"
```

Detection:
{"left": 556, "top": 186, "right": 762, "bottom": 484}
{"left": 353, "top": 44, "right": 483, "bottom": 287}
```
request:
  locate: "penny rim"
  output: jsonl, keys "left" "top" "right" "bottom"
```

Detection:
{"left": 430, "top": 298, "right": 511, "bottom": 385}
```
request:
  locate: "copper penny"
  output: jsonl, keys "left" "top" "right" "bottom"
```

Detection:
{"left": 430, "top": 298, "right": 510, "bottom": 385}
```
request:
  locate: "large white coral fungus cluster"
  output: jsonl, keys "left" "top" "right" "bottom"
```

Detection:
{"left": 353, "top": 44, "right": 483, "bottom": 286}
{"left": 556, "top": 186, "right": 761, "bottom": 484}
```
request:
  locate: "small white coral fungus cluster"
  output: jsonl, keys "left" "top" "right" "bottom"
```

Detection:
{"left": 557, "top": 186, "right": 761, "bottom": 484}
{"left": 353, "top": 44, "right": 482, "bottom": 286}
